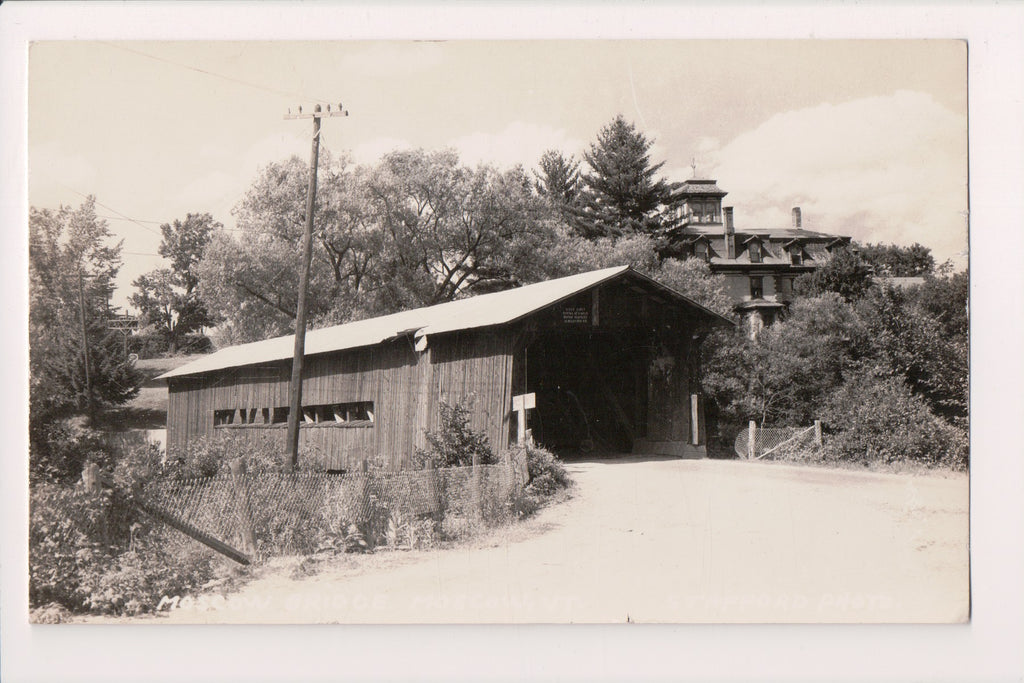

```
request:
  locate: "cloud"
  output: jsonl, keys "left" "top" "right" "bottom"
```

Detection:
{"left": 703, "top": 91, "right": 967, "bottom": 266}
{"left": 449, "top": 121, "right": 586, "bottom": 171}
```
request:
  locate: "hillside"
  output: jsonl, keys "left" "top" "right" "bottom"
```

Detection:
{"left": 99, "top": 355, "right": 203, "bottom": 431}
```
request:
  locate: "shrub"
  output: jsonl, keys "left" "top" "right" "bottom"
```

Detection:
{"left": 523, "top": 445, "right": 572, "bottom": 495}
{"left": 820, "top": 369, "right": 968, "bottom": 470}
{"left": 29, "top": 483, "right": 131, "bottom": 610}
{"left": 30, "top": 441, "right": 224, "bottom": 616}
{"left": 501, "top": 444, "right": 573, "bottom": 517}
{"left": 415, "top": 401, "right": 495, "bottom": 468}
{"left": 30, "top": 419, "right": 114, "bottom": 486}
{"left": 163, "top": 435, "right": 234, "bottom": 478}
{"left": 127, "top": 331, "right": 170, "bottom": 359}
{"left": 82, "top": 538, "right": 216, "bottom": 616}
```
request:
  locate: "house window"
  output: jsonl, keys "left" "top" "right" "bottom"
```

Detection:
{"left": 749, "top": 276, "right": 764, "bottom": 299}
{"left": 696, "top": 242, "right": 708, "bottom": 261}
{"left": 777, "top": 276, "right": 794, "bottom": 297}
{"left": 749, "top": 241, "right": 762, "bottom": 264}
{"left": 790, "top": 248, "right": 803, "bottom": 265}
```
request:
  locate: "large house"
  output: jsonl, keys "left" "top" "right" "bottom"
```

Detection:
{"left": 660, "top": 178, "right": 853, "bottom": 328}
{"left": 158, "top": 266, "right": 733, "bottom": 468}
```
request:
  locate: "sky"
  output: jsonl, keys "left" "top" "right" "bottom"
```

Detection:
{"left": 29, "top": 40, "right": 967, "bottom": 309}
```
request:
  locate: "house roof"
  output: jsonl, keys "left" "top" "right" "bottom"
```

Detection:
{"left": 682, "top": 226, "right": 843, "bottom": 240}
{"left": 674, "top": 179, "right": 727, "bottom": 197}
{"left": 158, "top": 266, "right": 733, "bottom": 380}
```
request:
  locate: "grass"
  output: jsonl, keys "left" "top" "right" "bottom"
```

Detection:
{"left": 95, "top": 355, "right": 204, "bottom": 431}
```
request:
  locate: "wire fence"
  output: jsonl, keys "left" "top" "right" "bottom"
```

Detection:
{"left": 137, "top": 464, "right": 519, "bottom": 561}
{"left": 734, "top": 424, "right": 821, "bottom": 460}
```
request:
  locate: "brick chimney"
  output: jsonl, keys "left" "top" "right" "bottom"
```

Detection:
{"left": 724, "top": 206, "right": 736, "bottom": 259}
{"left": 791, "top": 207, "right": 802, "bottom": 229}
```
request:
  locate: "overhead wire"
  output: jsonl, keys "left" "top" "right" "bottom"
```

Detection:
{"left": 39, "top": 177, "right": 163, "bottom": 237}
{"left": 99, "top": 41, "right": 335, "bottom": 106}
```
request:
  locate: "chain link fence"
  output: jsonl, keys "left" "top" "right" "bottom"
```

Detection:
{"left": 137, "top": 464, "right": 518, "bottom": 561}
{"left": 734, "top": 424, "right": 821, "bottom": 460}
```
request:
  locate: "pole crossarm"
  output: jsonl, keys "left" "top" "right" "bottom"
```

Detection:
{"left": 283, "top": 110, "right": 348, "bottom": 120}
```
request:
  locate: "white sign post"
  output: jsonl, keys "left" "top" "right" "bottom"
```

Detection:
{"left": 512, "top": 393, "right": 536, "bottom": 445}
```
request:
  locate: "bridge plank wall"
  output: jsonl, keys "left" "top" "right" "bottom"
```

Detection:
{"left": 166, "top": 332, "right": 514, "bottom": 472}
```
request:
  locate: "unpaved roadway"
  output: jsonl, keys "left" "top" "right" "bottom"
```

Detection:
{"left": 161, "top": 457, "right": 969, "bottom": 623}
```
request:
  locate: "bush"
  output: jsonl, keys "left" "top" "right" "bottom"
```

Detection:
{"left": 415, "top": 401, "right": 495, "bottom": 468}
{"left": 501, "top": 444, "right": 573, "bottom": 517}
{"left": 29, "top": 483, "right": 132, "bottom": 610}
{"left": 82, "top": 539, "right": 216, "bottom": 616}
{"left": 523, "top": 445, "right": 572, "bottom": 495}
{"left": 30, "top": 439, "right": 226, "bottom": 616}
{"left": 164, "top": 435, "right": 234, "bottom": 478}
{"left": 176, "top": 333, "right": 214, "bottom": 355}
{"left": 127, "top": 331, "right": 170, "bottom": 359}
{"left": 30, "top": 419, "right": 114, "bottom": 486}
{"left": 127, "top": 331, "right": 213, "bottom": 359}
{"left": 820, "top": 370, "right": 968, "bottom": 470}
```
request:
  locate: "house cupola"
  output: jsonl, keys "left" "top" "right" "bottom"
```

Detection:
{"left": 671, "top": 178, "right": 727, "bottom": 227}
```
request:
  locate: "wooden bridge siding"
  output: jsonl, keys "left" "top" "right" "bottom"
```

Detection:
{"left": 427, "top": 330, "right": 515, "bottom": 456}
{"left": 165, "top": 341, "right": 428, "bottom": 470}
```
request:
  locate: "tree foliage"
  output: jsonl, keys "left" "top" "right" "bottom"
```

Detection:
{"left": 130, "top": 213, "right": 220, "bottom": 353}
{"left": 857, "top": 241, "right": 935, "bottom": 277}
{"left": 703, "top": 264, "right": 968, "bottom": 467}
{"left": 201, "top": 149, "right": 556, "bottom": 342}
{"left": 575, "top": 115, "right": 674, "bottom": 239}
{"left": 703, "top": 294, "right": 869, "bottom": 426}
{"left": 793, "top": 246, "right": 874, "bottom": 301}
{"left": 29, "top": 198, "right": 142, "bottom": 423}
{"left": 534, "top": 149, "right": 581, "bottom": 227}
{"left": 820, "top": 369, "right": 967, "bottom": 469}
{"left": 29, "top": 198, "right": 143, "bottom": 483}
{"left": 857, "top": 282, "right": 968, "bottom": 425}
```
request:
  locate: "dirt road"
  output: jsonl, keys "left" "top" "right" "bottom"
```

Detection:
{"left": 162, "top": 457, "right": 969, "bottom": 623}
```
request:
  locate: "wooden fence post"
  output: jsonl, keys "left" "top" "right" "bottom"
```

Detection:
{"left": 472, "top": 452, "right": 482, "bottom": 517}
{"left": 229, "top": 458, "right": 258, "bottom": 559}
{"left": 814, "top": 420, "right": 823, "bottom": 447}
{"left": 82, "top": 461, "right": 101, "bottom": 494}
{"left": 747, "top": 421, "right": 757, "bottom": 460}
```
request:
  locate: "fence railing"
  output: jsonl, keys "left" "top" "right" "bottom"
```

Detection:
{"left": 136, "top": 463, "right": 519, "bottom": 563}
{"left": 734, "top": 421, "right": 822, "bottom": 460}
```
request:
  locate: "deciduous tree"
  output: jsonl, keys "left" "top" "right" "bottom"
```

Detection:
{"left": 857, "top": 242, "right": 935, "bottom": 277}
{"left": 793, "top": 246, "right": 874, "bottom": 301}
{"left": 130, "top": 213, "right": 221, "bottom": 352}
{"left": 29, "top": 197, "right": 141, "bottom": 426}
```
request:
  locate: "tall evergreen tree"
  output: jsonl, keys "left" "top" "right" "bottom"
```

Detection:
{"left": 534, "top": 149, "right": 580, "bottom": 213}
{"left": 576, "top": 115, "right": 674, "bottom": 238}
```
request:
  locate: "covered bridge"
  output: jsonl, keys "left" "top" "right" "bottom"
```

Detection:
{"left": 158, "top": 266, "right": 733, "bottom": 470}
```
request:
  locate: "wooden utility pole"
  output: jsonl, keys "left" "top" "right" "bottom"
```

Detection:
{"left": 78, "top": 268, "right": 94, "bottom": 425}
{"left": 284, "top": 103, "right": 348, "bottom": 471}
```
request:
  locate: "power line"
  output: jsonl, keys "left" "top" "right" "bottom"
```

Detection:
{"left": 96, "top": 214, "right": 163, "bottom": 225}
{"left": 100, "top": 42, "right": 334, "bottom": 106}
{"left": 39, "top": 178, "right": 163, "bottom": 237}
